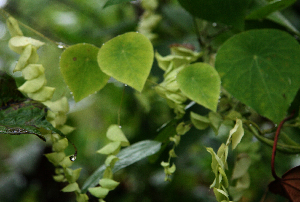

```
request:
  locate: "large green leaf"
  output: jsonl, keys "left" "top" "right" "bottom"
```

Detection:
{"left": 177, "top": 0, "right": 251, "bottom": 30}
{"left": 81, "top": 140, "right": 161, "bottom": 193}
{"left": 215, "top": 29, "right": 300, "bottom": 123}
{"left": 97, "top": 32, "right": 154, "bottom": 92}
{"left": 246, "top": 0, "right": 296, "bottom": 20}
{"left": 176, "top": 63, "right": 221, "bottom": 112}
{"left": 60, "top": 43, "right": 110, "bottom": 102}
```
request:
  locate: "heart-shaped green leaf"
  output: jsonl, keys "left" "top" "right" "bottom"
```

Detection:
{"left": 97, "top": 32, "right": 154, "bottom": 92}
{"left": 176, "top": 62, "right": 221, "bottom": 112}
{"left": 60, "top": 43, "right": 110, "bottom": 102}
{"left": 178, "top": 0, "right": 251, "bottom": 30}
{"left": 215, "top": 29, "right": 300, "bottom": 123}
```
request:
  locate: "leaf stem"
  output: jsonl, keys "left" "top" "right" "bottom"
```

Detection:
{"left": 117, "top": 86, "right": 125, "bottom": 126}
{"left": 271, "top": 112, "right": 295, "bottom": 179}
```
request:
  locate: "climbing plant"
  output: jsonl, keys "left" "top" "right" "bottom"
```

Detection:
{"left": 1, "top": 0, "right": 300, "bottom": 201}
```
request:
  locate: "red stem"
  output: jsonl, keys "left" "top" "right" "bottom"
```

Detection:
{"left": 271, "top": 112, "right": 295, "bottom": 179}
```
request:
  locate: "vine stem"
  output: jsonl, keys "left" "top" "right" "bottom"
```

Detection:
{"left": 0, "top": 9, "right": 68, "bottom": 48}
{"left": 117, "top": 86, "right": 125, "bottom": 126}
{"left": 271, "top": 112, "right": 295, "bottom": 179}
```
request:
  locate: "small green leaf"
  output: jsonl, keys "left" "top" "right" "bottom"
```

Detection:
{"left": 106, "top": 125, "right": 129, "bottom": 146}
{"left": 177, "top": 63, "right": 221, "bottom": 112}
{"left": 98, "top": 32, "right": 154, "bottom": 92}
{"left": 190, "top": 112, "right": 210, "bottom": 130}
{"left": 88, "top": 187, "right": 109, "bottom": 198}
{"left": 45, "top": 152, "right": 65, "bottom": 166}
{"left": 215, "top": 29, "right": 300, "bottom": 123}
{"left": 52, "top": 138, "right": 68, "bottom": 152}
{"left": 60, "top": 43, "right": 110, "bottom": 102}
{"left": 99, "top": 178, "right": 120, "bottom": 190}
{"left": 81, "top": 140, "right": 161, "bottom": 193}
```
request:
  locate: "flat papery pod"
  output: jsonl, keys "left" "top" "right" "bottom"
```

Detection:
{"left": 52, "top": 112, "right": 67, "bottom": 127}
{"left": 22, "top": 64, "right": 44, "bottom": 80}
{"left": 99, "top": 178, "right": 120, "bottom": 190}
{"left": 43, "top": 97, "right": 69, "bottom": 113}
{"left": 176, "top": 122, "right": 191, "bottom": 135}
{"left": 231, "top": 154, "right": 251, "bottom": 180}
{"left": 208, "top": 111, "right": 223, "bottom": 135}
{"left": 53, "top": 174, "right": 65, "bottom": 182}
{"left": 227, "top": 119, "right": 244, "bottom": 150}
{"left": 61, "top": 182, "right": 80, "bottom": 193}
{"left": 97, "top": 141, "right": 122, "bottom": 155}
{"left": 6, "top": 17, "right": 23, "bottom": 37}
{"left": 76, "top": 194, "right": 89, "bottom": 202}
{"left": 169, "top": 135, "right": 180, "bottom": 146}
{"left": 161, "top": 161, "right": 170, "bottom": 168}
{"left": 64, "top": 167, "right": 82, "bottom": 183}
{"left": 14, "top": 45, "right": 32, "bottom": 72}
{"left": 27, "top": 86, "right": 55, "bottom": 102}
{"left": 57, "top": 125, "right": 75, "bottom": 135}
{"left": 269, "top": 165, "right": 300, "bottom": 201}
{"left": 9, "top": 36, "right": 44, "bottom": 54}
{"left": 45, "top": 152, "right": 65, "bottom": 166}
{"left": 104, "top": 155, "right": 119, "bottom": 167}
{"left": 169, "top": 149, "right": 177, "bottom": 158}
{"left": 165, "top": 92, "right": 187, "bottom": 104}
{"left": 59, "top": 156, "right": 74, "bottom": 168}
{"left": 190, "top": 111, "right": 210, "bottom": 130}
{"left": 52, "top": 138, "right": 68, "bottom": 152}
{"left": 155, "top": 52, "right": 194, "bottom": 71}
{"left": 88, "top": 187, "right": 110, "bottom": 198}
{"left": 170, "top": 46, "right": 202, "bottom": 58}
{"left": 167, "top": 163, "right": 176, "bottom": 174}
{"left": 103, "top": 167, "right": 113, "bottom": 179}
{"left": 18, "top": 74, "right": 46, "bottom": 93}
{"left": 106, "top": 125, "right": 129, "bottom": 146}
{"left": 213, "top": 187, "right": 229, "bottom": 202}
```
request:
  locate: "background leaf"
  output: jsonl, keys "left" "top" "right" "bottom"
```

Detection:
{"left": 176, "top": 63, "right": 221, "bottom": 112}
{"left": 103, "top": 0, "right": 132, "bottom": 8}
{"left": 97, "top": 32, "right": 154, "bottom": 92}
{"left": 81, "top": 140, "right": 161, "bottom": 193}
{"left": 177, "top": 0, "right": 251, "bottom": 30}
{"left": 215, "top": 29, "right": 300, "bottom": 123}
{"left": 60, "top": 43, "right": 110, "bottom": 102}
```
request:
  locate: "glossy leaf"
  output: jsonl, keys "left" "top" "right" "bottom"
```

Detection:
{"left": 98, "top": 32, "right": 154, "bottom": 92}
{"left": 176, "top": 62, "right": 221, "bottom": 112}
{"left": 247, "top": 0, "right": 296, "bottom": 20}
{"left": 81, "top": 140, "right": 161, "bottom": 193}
{"left": 178, "top": 0, "right": 251, "bottom": 30}
{"left": 215, "top": 29, "right": 300, "bottom": 123}
{"left": 60, "top": 43, "right": 110, "bottom": 102}
{"left": 103, "top": 0, "right": 132, "bottom": 8}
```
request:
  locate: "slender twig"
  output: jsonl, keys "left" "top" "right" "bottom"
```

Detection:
{"left": 271, "top": 112, "right": 295, "bottom": 179}
{"left": 193, "top": 17, "right": 205, "bottom": 48}
{"left": 117, "top": 86, "right": 126, "bottom": 126}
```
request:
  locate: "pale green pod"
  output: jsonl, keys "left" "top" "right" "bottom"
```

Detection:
{"left": 27, "top": 86, "right": 55, "bottom": 102}
{"left": 43, "top": 97, "right": 69, "bottom": 113}
{"left": 6, "top": 17, "right": 23, "bottom": 37}
{"left": 88, "top": 187, "right": 109, "bottom": 198}
{"left": 22, "top": 64, "right": 45, "bottom": 80}
{"left": 99, "top": 178, "right": 120, "bottom": 190}
{"left": 97, "top": 141, "right": 121, "bottom": 155}
{"left": 9, "top": 36, "right": 44, "bottom": 54}
{"left": 18, "top": 74, "right": 46, "bottom": 93}
{"left": 61, "top": 182, "right": 80, "bottom": 193}
{"left": 45, "top": 152, "right": 65, "bottom": 166}
{"left": 14, "top": 45, "right": 32, "bottom": 72}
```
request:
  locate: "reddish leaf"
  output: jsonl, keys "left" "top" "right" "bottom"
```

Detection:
{"left": 269, "top": 165, "right": 300, "bottom": 202}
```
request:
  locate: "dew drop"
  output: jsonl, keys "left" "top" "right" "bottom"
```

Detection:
{"left": 69, "top": 155, "right": 76, "bottom": 162}
{"left": 119, "top": 125, "right": 122, "bottom": 128}
{"left": 212, "top": 22, "right": 217, "bottom": 27}
{"left": 124, "top": 84, "right": 128, "bottom": 87}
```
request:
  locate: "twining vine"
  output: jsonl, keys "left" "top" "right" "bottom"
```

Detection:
{"left": 1, "top": 0, "right": 300, "bottom": 202}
